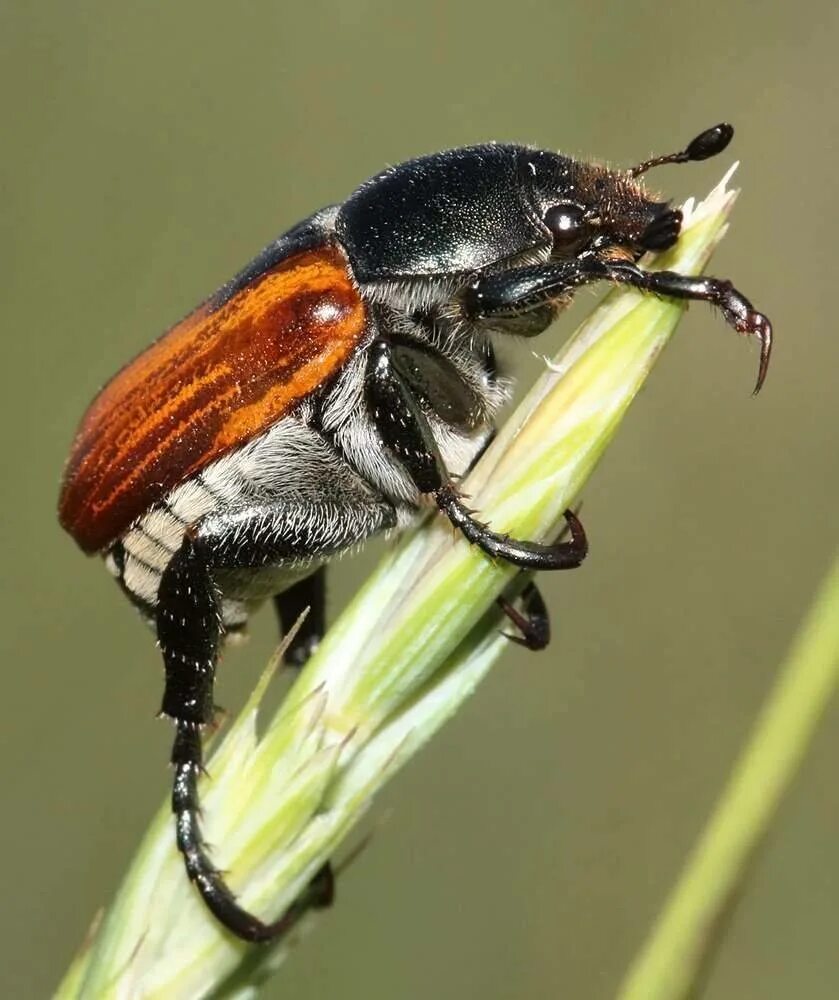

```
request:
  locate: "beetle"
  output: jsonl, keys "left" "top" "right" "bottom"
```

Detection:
{"left": 59, "top": 122, "right": 771, "bottom": 943}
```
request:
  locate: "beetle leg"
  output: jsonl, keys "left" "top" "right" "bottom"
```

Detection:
{"left": 367, "top": 339, "right": 588, "bottom": 570}
{"left": 158, "top": 498, "right": 395, "bottom": 943}
{"left": 439, "top": 490, "right": 587, "bottom": 569}
{"left": 610, "top": 264, "right": 772, "bottom": 394}
{"left": 158, "top": 536, "right": 333, "bottom": 943}
{"left": 273, "top": 567, "right": 327, "bottom": 668}
{"left": 497, "top": 581, "right": 550, "bottom": 651}
{"left": 494, "top": 503, "right": 582, "bottom": 647}
{"left": 463, "top": 257, "right": 772, "bottom": 393}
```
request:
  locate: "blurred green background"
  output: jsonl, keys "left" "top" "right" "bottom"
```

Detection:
{"left": 2, "top": 2, "right": 837, "bottom": 997}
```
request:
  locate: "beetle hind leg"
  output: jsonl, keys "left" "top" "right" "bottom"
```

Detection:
{"left": 156, "top": 493, "right": 395, "bottom": 942}
{"left": 158, "top": 536, "right": 339, "bottom": 943}
{"left": 171, "top": 721, "right": 335, "bottom": 942}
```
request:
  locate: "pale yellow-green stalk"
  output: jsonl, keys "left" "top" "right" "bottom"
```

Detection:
{"left": 58, "top": 168, "right": 746, "bottom": 999}
{"left": 617, "top": 547, "right": 839, "bottom": 1000}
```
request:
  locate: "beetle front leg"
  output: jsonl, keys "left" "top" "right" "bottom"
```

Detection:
{"left": 464, "top": 256, "right": 772, "bottom": 393}
{"left": 602, "top": 261, "right": 772, "bottom": 393}
{"left": 367, "top": 340, "right": 588, "bottom": 571}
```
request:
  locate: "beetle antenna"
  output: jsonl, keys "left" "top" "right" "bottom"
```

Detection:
{"left": 628, "top": 123, "right": 734, "bottom": 178}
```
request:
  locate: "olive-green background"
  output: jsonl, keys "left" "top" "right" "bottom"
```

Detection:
{"left": 2, "top": 3, "right": 837, "bottom": 998}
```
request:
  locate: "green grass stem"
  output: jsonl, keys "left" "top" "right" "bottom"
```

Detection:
{"left": 56, "top": 170, "right": 743, "bottom": 1000}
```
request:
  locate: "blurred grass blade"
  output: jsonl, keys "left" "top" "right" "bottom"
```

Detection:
{"left": 618, "top": 551, "right": 839, "bottom": 1000}
{"left": 56, "top": 169, "right": 742, "bottom": 1000}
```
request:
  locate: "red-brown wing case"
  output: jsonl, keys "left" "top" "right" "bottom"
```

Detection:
{"left": 59, "top": 246, "right": 367, "bottom": 554}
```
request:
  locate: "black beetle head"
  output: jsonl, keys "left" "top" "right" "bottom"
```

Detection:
{"left": 517, "top": 124, "right": 733, "bottom": 264}
{"left": 524, "top": 150, "right": 683, "bottom": 262}
{"left": 336, "top": 125, "right": 732, "bottom": 287}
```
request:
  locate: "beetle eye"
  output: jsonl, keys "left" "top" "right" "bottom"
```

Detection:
{"left": 544, "top": 203, "right": 587, "bottom": 250}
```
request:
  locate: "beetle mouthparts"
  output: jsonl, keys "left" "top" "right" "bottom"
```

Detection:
{"left": 641, "top": 208, "right": 683, "bottom": 251}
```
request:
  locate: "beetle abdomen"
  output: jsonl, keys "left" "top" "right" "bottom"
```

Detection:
{"left": 59, "top": 245, "right": 367, "bottom": 553}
